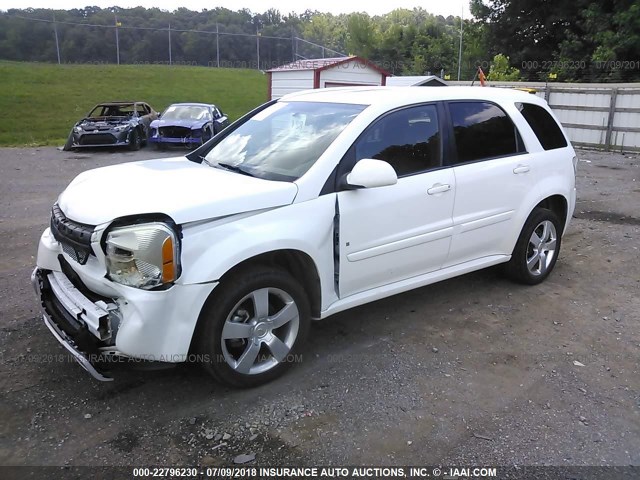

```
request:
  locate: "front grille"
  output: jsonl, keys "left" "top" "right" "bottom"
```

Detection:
{"left": 79, "top": 133, "right": 117, "bottom": 145}
{"left": 62, "top": 242, "right": 90, "bottom": 264}
{"left": 159, "top": 126, "right": 191, "bottom": 138}
{"left": 50, "top": 204, "right": 95, "bottom": 265}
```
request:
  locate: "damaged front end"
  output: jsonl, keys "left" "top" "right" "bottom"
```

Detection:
{"left": 31, "top": 206, "right": 124, "bottom": 380}
{"left": 148, "top": 123, "right": 208, "bottom": 148}
{"left": 32, "top": 266, "right": 121, "bottom": 381}
{"left": 66, "top": 116, "right": 136, "bottom": 149}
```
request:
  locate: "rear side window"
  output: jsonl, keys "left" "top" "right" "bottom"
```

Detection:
{"left": 448, "top": 101, "right": 525, "bottom": 164}
{"left": 517, "top": 102, "right": 568, "bottom": 150}
{"left": 354, "top": 104, "right": 441, "bottom": 177}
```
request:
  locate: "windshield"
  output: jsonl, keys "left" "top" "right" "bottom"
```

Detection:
{"left": 204, "top": 101, "right": 366, "bottom": 181}
{"left": 162, "top": 105, "right": 210, "bottom": 121}
{"left": 88, "top": 104, "right": 135, "bottom": 118}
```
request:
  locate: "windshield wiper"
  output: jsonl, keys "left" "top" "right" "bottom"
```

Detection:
{"left": 215, "top": 162, "right": 256, "bottom": 177}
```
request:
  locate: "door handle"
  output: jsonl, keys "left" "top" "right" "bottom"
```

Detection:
{"left": 427, "top": 183, "right": 451, "bottom": 195}
{"left": 513, "top": 165, "right": 530, "bottom": 174}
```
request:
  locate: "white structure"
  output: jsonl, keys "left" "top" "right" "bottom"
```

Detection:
{"left": 386, "top": 75, "right": 448, "bottom": 87}
{"left": 267, "top": 56, "right": 390, "bottom": 100}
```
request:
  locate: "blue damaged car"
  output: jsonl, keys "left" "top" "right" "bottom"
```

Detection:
{"left": 148, "top": 103, "right": 229, "bottom": 149}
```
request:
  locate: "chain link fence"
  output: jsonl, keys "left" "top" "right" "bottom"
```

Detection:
{"left": 0, "top": 13, "right": 347, "bottom": 69}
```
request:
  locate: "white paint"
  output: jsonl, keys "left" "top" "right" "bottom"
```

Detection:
{"left": 320, "top": 63, "right": 383, "bottom": 88}
{"left": 35, "top": 86, "right": 576, "bottom": 366}
{"left": 386, "top": 75, "right": 448, "bottom": 86}
{"left": 269, "top": 58, "right": 385, "bottom": 99}
{"left": 270, "top": 70, "right": 314, "bottom": 99}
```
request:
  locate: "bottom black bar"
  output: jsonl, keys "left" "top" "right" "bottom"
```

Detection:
{"left": 0, "top": 466, "right": 638, "bottom": 480}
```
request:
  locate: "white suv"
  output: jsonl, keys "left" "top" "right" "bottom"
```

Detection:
{"left": 33, "top": 87, "right": 577, "bottom": 387}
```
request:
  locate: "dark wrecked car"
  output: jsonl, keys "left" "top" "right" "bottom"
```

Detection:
{"left": 63, "top": 102, "right": 158, "bottom": 151}
{"left": 148, "top": 103, "right": 229, "bottom": 149}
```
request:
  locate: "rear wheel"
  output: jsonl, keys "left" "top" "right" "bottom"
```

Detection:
{"left": 505, "top": 208, "right": 562, "bottom": 285}
{"left": 198, "top": 266, "right": 310, "bottom": 388}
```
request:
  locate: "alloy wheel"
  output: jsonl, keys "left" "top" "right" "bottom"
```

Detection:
{"left": 220, "top": 287, "right": 300, "bottom": 375}
{"left": 526, "top": 220, "right": 558, "bottom": 276}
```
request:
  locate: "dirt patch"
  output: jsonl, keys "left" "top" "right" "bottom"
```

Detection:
{"left": 573, "top": 210, "right": 640, "bottom": 225}
{"left": 0, "top": 147, "right": 639, "bottom": 468}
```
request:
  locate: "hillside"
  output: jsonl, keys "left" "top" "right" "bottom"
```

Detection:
{"left": 0, "top": 62, "right": 267, "bottom": 146}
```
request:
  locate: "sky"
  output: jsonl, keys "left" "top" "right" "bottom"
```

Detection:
{"left": 2, "top": 0, "right": 472, "bottom": 18}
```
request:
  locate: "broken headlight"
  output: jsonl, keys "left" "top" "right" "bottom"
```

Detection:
{"left": 105, "top": 223, "right": 179, "bottom": 289}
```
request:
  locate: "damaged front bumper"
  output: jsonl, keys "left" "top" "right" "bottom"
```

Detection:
{"left": 148, "top": 127, "right": 203, "bottom": 146}
{"left": 33, "top": 226, "right": 217, "bottom": 381}
{"left": 70, "top": 129, "right": 132, "bottom": 148}
{"left": 31, "top": 268, "right": 117, "bottom": 381}
{"left": 148, "top": 137, "right": 201, "bottom": 146}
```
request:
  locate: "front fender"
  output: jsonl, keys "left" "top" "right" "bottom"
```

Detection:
{"left": 177, "top": 194, "right": 338, "bottom": 311}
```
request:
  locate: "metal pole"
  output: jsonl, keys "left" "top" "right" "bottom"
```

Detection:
{"left": 115, "top": 13, "right": 120, "bottom": 65}
{"left": 605, "top": 88, "right": 618, "bottom": 151}
{"left": 291, "top": 29, "right": 295, "bottom": 62}
{"left": 216, "top": 23, "right": 220, "bottom": 68}
{"left": 52, "top": 13, "right": 61, "bottom": 64}
{"left": 256, "top": 29, "right": 260, "bottom": 70}
{"left": 457, "top": 8, "right": 463, "bottom": 81}
{"left": 168, "top": 23, "right": 172, "bottom": 65}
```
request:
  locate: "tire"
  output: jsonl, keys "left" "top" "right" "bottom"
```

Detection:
{"left": 505, "top": 207, "right": 562, "bottom": 285}
{"left": 188, "top": 128, "right": 209, "bottom": 150}
{"left": 62, "top": 133, "right": 74, "bottom": 151}
{"left": 128, "top": 129, "right": 142, "bottom": 151}
{"left": 197, "top": 266, "right": 310, "bottom": 388}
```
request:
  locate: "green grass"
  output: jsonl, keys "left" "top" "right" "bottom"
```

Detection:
{"left": 0, "top": 61, "right": 268, "bottom": 146}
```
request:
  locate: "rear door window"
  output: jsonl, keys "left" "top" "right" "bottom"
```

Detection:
{"left": 448, "top": 101, "right": 525, "bottom": 164}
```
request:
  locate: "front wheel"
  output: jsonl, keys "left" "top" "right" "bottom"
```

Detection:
{"left": 505, "top": 208, "right": 562, "bottom": 285}
{"left": 128, "top": 129, "right": 142, "bottom": 151}
{"left": 197, "top": 267, "right": 310, "bottom": 387}
{"left": 62, "top": 133, "right": 74, "bottom": 151}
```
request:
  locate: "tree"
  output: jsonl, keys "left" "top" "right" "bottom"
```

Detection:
{"left": 345, "top": 13, "right": 378, "bottom": 59}
{"left": 487, "top": 54, "right": 520, "bottom": 80}
{"left": 471, "top": 0, "right": 640, "bottom": 82}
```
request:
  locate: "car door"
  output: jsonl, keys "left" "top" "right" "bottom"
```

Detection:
{"left": 443, "top": 100, "right": 531, "bottom": 268}
{"left": 213, "top": 106, "right": 229, "bottom": 133}
{"left": 337, "top": 103, "right": 456, "bottom": 298}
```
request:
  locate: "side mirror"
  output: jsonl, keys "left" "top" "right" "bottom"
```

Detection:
{"left": 343, "top": 159, "right": 398, "bottom": 189}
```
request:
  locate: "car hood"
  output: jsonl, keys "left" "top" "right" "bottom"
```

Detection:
{"left": 57, "top": 157, "right": 298, "bottom": 225}
{"left": 150, "top": 118, "right": 205, "bottom": 129}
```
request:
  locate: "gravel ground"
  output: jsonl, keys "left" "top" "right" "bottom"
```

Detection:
{"left": 0, "top": 146, "right": 639, "bottom": 471}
